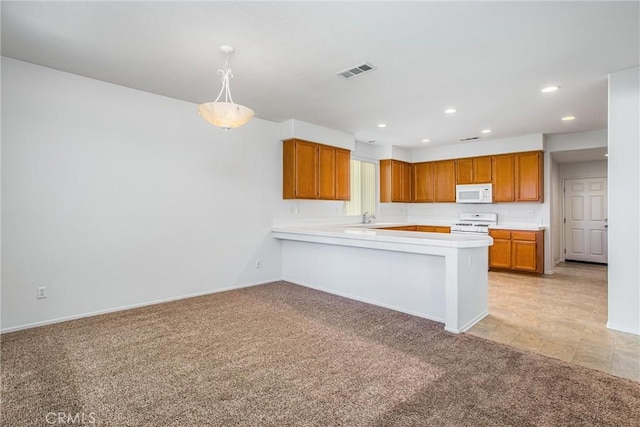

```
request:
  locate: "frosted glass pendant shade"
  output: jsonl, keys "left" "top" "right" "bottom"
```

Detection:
{"left": 198, "top": 102, "right": 254, "bottom": 131}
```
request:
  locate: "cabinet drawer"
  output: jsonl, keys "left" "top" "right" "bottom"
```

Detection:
{"left": 512, "top": 231, "right": 537, "bottom": 241}
{"left": 489, "top": 229, "right": 511, "bottom": 239}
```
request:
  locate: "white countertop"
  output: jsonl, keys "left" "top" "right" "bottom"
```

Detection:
{"left": 272, "top": 223, "right": 493, "bottom": 249}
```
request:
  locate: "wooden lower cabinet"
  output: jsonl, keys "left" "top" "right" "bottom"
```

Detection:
{"left": 489, "top": 230, "right": 512, "bottom": 269}
{"left": 417, "top": 225, "right": 451, "bottom": 233}
{"left": 379, "top": 225, "right": 418, "bottom": 231}
{"left": 378, "top": 225, "right": 450, "bottom": 233}
{"left": 489, "top": 229, "right": 544, "bottom": 274}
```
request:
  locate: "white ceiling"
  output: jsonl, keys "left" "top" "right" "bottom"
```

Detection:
{"left": 2, "top": 1, "right": 638, "bottom": 148}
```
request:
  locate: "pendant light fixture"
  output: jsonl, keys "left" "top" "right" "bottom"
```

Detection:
{"left": 198, "top": 45, "right": 254, "bottom": 130}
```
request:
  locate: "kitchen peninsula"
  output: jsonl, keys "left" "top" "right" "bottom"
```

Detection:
{"left": 272, "top": 224, "right": 493, "bottom": 333}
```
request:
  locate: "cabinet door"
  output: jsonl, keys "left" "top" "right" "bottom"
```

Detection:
{"left": 318, "top": 145, "right": 336, "bottom": 200}
{"left": 434, "top": 160, "right": 456, "bottom": 202}
{"left": 456, "top": 158, "right": 474, "bottom": 184}
{"left": 492, "top": 154, "right": 515, "bottom": 202}
{"left": 283, "top": 140, "right": 296, "bottom": 199}
{"left": 391, "top": 160, "right": 404, "bottom": 202}
{"left": 379, "top": 159, "right": 392, "bottom": 203}
{"left": 474, "top": 156, "right": 493, "bottom": 183}
{"left": 335, "top": 148, "right": 350, "bottom": 200}
{"left": 413, "top": 162, "right": 434, "bottom": 202}
{"left": 512, "top": 240, "right": 537, "bottom": 271}
{"left": 294, "top": 140, "right": 318, "bottom": 199}
{"left": 515, "top": 151, "right": 543, "bottom": 202}
{"left": 489, "top": 239, "right": 512, "bottom": 268}
{"left": 402, "top": 162, "right": 412, "bottom": 202}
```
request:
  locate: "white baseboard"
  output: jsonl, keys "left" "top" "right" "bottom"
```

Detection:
{"left": 446, "top": 310, "right": 489, "bottom": 335}
{"left": 606, "top": 321, "right": 640, "bottom": 336}
{"left": 1, "top": 278, "right": 282, "bottom": 334}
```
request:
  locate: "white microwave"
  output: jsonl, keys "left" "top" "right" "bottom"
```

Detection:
{"left": 456, "top": 184, "right": 493, "bottom": 204}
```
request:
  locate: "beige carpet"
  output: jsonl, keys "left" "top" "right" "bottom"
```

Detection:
{"left": 2, "top": 281, "right": 639, "bottom": 426}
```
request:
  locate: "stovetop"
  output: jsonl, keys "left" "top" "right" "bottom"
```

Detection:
{"left": 450, "top": 213, "right": 498, "bottom": 234}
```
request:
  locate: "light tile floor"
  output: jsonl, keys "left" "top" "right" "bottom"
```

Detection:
{"left": 467, "top": 262, "right": 640, "bottom": 382}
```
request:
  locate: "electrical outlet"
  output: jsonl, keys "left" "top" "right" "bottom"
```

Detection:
{"left": 528, "top": 209, "right": 536, "bottom": 216}
{"left": 255, "top": 260, "right": 262, "bottom": 268}
{"left": 37, "top": 286, "right": 47, "bottom": 299}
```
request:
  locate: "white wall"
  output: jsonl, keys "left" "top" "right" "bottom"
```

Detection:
{"left": 1, "top": 58, "right": 283, "bottom": 331}
{"left": 546, "top": 129, "right": 607, "bottom": 152}
{"left": 279, "top": 119, "right": 355, "bottom": 150}
{"left": 558, "top": 160, "right": 608, "bottom": 178}
{"left": 607, "top": 66, "right": 640, "bottom": 335}
{"left": 550, "top": 158, "right": 562, "bottom": 264}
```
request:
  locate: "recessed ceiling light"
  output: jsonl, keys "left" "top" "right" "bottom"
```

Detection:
{"left": 444, "top": 108, "right": 457, "bottom": 114}
{"left": 605, "top": 153, "right": 609, "bottom": 157}
{"left": 481, "top": 129, "right": 492, "bottom": 134}
{"left": 561, "top": 116, "right": 576, "bottom": 121}
{"left": 377, "top": 123, "right": 387, "bottom": 128}
{"left": 541, "top": 86, "right": 559, "bottom": 93}
{"left": 421, "top": 138, "right": 430, "bottom": 143}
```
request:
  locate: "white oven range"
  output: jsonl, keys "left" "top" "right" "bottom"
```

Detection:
{"left": 450, "top": 212, "right": 498, "bottom": 235}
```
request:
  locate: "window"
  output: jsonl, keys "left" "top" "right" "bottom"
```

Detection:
{"left": 345, "top": 159, "right": 376, "bottom": 216}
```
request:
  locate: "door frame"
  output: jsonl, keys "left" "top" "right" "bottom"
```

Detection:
{"left": 561, "top": 175, "right": 608, "bottom": 263}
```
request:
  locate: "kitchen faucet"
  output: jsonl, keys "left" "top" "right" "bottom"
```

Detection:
{"left": 361, "top": 212, "right": 376, "bottom": 224}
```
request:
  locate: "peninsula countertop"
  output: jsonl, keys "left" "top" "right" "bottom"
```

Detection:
{"left": 272, "top": 223, "right": 493, "bottom": 249}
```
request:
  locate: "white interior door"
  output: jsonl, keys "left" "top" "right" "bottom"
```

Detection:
{"left": 564, "top": 177, "right": 608, "bottom": 263}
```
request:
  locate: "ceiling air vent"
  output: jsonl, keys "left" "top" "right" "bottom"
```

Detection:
{"left": 460, "top": 136, "right": 481, "bottom": 142}
{"left": 336, "top": 62, "right": 376, "bottom": 79}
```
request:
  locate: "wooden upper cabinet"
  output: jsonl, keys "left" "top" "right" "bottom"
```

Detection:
{"left": 492, "top": 154, "right": 515, "bottom": 202}
{"left": 456, "top": 157, "right": 492, "bottom": 184}
{"left": 434, "top": 160, "right": 456, "bottom": 202}
{"left": 402, "top": 162, "right": 412, "bottom": 202}
{"left": 379, "top": 150, "right": 541, "bottom": 204}
{"left": 380, "top": 159, "right": 411, "bottom": 202}
{"left": 475, "top": 156, "right": 493, "bottom": 183}
{"left": 413, "top": 162, "right": 434, "bottom": 202}
{"left": 456, "top": 158, "right": 474, "bottom": 184}
{"left": 335, "top": 148, "right": 351, "bottom": 200}
{"left": 282, "top": 139, "right": 350, "bottom": 200}
{"left": 380, "top": 160, "right": 392, "bottom": 203}
{"left": 289, "top": 139, "right": 318, "bottom": 199}
{"left": 515, "top": 151, "right": 543, "bottom": 202}
{"left": 318, "top": 145, "right": 336, "bottom": 199}
{"left": 391, "top": 160, "right": 404, "bottom": 202}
